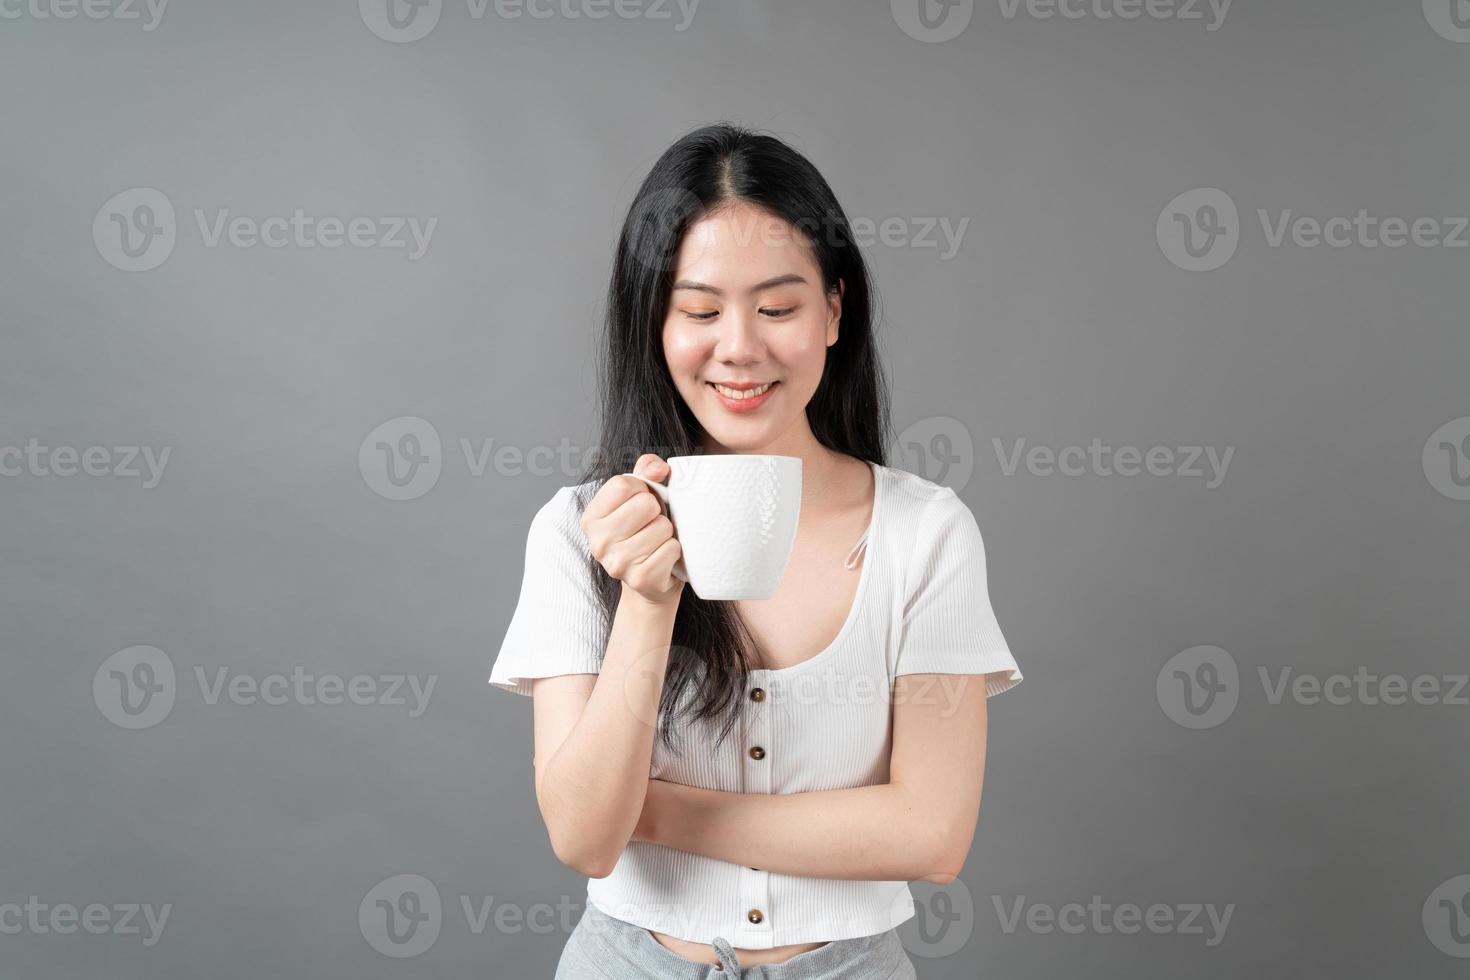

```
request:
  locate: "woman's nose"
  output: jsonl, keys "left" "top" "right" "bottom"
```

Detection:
{"left": 714, "top": 310, "right": 765, "bottom": 362}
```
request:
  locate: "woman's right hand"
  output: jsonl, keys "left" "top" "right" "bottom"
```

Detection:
{"left": 581, "top": 453, "right": 685, "bottom": 606}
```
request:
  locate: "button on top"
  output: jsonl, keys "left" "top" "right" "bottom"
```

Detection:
{"left": 747, "top": 909, "right": 764, "bottom": 924}
{"left": 748, "top": 746, "right": 766, "bottom": 761}
{"left": 750, "top": 687, "right": 766, "bottom": 702}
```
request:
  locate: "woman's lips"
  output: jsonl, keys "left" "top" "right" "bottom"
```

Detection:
{"left": 707, "top": 381, "right": 779, "bottom": 413}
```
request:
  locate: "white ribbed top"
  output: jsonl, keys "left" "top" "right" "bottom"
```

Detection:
{"left": 489, "top": 461, "right": 1023, "bottom": 948}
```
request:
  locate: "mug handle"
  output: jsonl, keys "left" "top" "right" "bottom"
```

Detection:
{"left": 622, "top": 473, "right": 689, "bottom": 582}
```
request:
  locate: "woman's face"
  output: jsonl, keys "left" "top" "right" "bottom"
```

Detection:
{"left": 662, "top": 201, "right": 842, "bottom": 455}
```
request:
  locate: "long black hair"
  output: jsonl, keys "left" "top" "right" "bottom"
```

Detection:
{"left": 574, "top": 122, "right": 892, "bottom": 748}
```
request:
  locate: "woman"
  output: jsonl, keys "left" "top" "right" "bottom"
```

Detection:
{"left": 489, "top": 122, "right": 1023, "bottom": 978}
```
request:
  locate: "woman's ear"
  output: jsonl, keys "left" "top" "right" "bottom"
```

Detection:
{"left": 826, "top": 279, "right": 844, "bottom": 347}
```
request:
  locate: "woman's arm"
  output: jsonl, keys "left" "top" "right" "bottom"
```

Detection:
{"left": 529, "top": 457, "right": 686, "bottom": 879}
{"left": 633, "top": 672, "right": 993, "bottom": 883}
{"left": 532, "top": 584, "right": 679, "bottom": 879}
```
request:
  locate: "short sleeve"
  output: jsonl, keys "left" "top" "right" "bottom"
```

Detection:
{"left": 488, "top": 486, "right": 609, "bottom": 697}
{"left": 895, "top": 489, "right": 1023, "bottom": 697}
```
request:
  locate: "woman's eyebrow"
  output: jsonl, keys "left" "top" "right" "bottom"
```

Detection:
{"left": 671, "top": 273, "right": 807, "bottom": 297}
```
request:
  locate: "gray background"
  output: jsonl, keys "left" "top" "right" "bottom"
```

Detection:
{"left": 3, "top": 0, "right": 1469, "bottom": 976}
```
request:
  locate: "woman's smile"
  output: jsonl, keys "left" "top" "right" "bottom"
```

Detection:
{"left": 707, "top": 379, "right": 780, "bottom": 412}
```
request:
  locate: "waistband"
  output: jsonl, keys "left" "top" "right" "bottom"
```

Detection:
{"left": 577, "top": 900, "right": 908, "bottom": 979}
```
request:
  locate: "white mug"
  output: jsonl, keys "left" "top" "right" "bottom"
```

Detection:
{"left": 623, "top": 454, "right": 802, "bottom": 600}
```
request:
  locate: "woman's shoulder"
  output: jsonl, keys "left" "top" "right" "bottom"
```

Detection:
{"left": 876, "top": 462, "right": 987, "bottom": 551}
{"left": 876, "top": 461, "right": 964, "bottom": 511}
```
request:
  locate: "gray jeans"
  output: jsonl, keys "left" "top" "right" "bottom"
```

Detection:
{"left": 555, "top": 901, "right": 918, "bottom": 979}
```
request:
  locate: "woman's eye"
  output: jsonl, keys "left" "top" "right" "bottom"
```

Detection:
{"left": 681, "top": 307, "right": 795, "bottom": 322}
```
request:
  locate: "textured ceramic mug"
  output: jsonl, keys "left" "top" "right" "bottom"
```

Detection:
{"left": 623, "top": 454, "right": 802, "bottom": 600}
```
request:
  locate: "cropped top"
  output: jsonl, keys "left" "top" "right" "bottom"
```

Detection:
{"left": 489, "top": 461, "right": 1023, "bottom": 948}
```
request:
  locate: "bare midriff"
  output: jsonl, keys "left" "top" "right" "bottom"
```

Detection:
{"left": 650, "top": 930, "right": 828, "bottom": 966}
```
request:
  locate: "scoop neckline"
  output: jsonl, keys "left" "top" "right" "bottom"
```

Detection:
{"left": 748, "top": 459, "right": 883, "bottom": 678}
